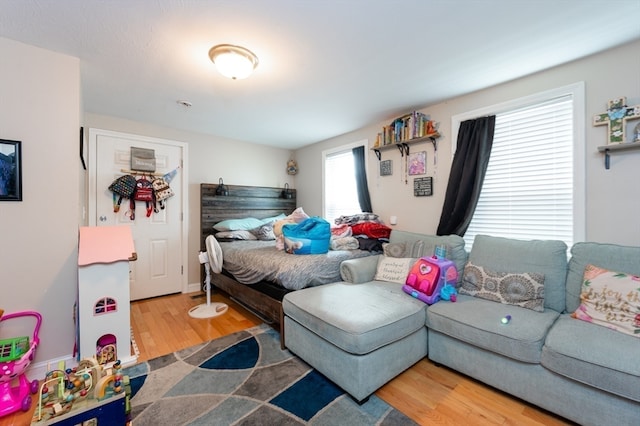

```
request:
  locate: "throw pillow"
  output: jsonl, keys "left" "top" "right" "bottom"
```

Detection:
{"left": 213, "top": 217, "right": 264, "bottom": 232}
{"left": 249, "top": 224, "right": 276, "bottom": 241}
{"left": 214, "top": 230, "right": 257, "bottom": 240}
{"left": 571, "top": 264, "right": 640, "bottom": 338}
{"left": 374, "top": 256, "right": 414, "bottom": 284}
{"left": 382, "top": 240, "right": 426, "bottom": 258}
{"left": 459, "top": 262, "right": 545, "bottom": 312}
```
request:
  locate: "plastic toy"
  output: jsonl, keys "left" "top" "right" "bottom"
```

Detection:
{"left": 440, "top": 283, "right": 458, "bottom": 302}
{"left": 403, "top": 255, "right": 458, "bottom": 305}
{"left": 33, "top": 357, "right": 126, "bottom": 423}
{"left": 0, "top": 310, "right": 42, "bottom": 418}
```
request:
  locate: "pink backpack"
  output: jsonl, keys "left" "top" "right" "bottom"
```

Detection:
{"left": 403, "top": 256, "right": 458, "bottom": 304}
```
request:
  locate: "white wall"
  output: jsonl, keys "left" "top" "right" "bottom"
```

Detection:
{"left": 0, "top": 37, "right": 80, "bottom": 363}
{"left": 296, "top": 39, "right": 640, "bottom": 246}
{"left": 82, "top": 114, "right": 294, "bottom": 286}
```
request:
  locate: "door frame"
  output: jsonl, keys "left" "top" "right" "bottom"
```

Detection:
{"left": 87, "top": 128, "right": 189, "bottom": 295}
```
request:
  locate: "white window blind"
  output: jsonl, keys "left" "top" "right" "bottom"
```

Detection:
{"left": 464, "top": 95, "right": 574, "bottom": 251}
{"left": 324, "top": 148, "right": 361, "bottom": 224}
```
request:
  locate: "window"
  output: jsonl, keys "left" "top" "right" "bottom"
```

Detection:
{"left": 323, "top": 141, "right": 366, "bottom": 224}
{"left": 454, "top": 83, "right": 585, "bottom": 251}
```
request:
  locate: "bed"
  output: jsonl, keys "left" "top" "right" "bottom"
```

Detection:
{"left": 200, "top": 183, "right": 375, "bottom": 341}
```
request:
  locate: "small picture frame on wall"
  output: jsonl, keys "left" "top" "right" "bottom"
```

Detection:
{"left": 0, "top": 139, "right": 22, "bottom": 201}
{"left": 408, "top": 151, "right": 426, "bottom": 175}
{"left": 380, "top": 159, "right": 392, "bottom": 176}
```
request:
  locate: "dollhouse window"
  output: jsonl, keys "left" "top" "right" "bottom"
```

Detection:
{"left": 94, "top": 297, "right": 117, "bottom": 315}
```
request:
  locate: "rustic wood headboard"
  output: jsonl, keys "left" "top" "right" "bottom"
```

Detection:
{"left": 200, "top": 183, "right": 297, "bottom": 251}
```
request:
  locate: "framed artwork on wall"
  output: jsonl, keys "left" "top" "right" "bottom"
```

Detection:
{"left": 408, "top": 151, "right": 426, "bottom": 175}
{"left": 0, "top": 139, "right": 22, "bottom": 201}
{"left": 380, "top": 159, "right": 392, "bottom": 176}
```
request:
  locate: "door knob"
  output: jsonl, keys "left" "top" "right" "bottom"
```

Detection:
{"left": 99, "top": 215, "right": 107, "bottom": 222}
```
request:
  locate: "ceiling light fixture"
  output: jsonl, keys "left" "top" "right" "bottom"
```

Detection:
{"left": 208, "top": 44, "right": 259, "bottom": 80}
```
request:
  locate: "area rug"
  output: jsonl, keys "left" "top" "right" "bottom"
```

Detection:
{"left": 123, "top": 324, "right": 417, "bottom": 425}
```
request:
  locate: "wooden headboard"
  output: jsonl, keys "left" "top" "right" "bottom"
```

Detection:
{"left": 200, "top": 183, "right": 297, "bottom": 251}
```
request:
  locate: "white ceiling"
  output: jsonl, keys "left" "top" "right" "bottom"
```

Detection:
{"left": 1, "top": 1, "right": 639, "bottom": 149}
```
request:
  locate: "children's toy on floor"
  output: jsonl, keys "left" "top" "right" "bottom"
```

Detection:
{"left": 0, "top": 310, "right": 42, "bottom": 418}
{"left": 33, "top": 357, "right": 128, "bottom": 423}
{"left": 403, "top": 255, "right": 458, "bottom": 305}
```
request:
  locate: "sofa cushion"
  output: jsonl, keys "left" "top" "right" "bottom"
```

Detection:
{"left": 467, "top": 235, "right": 567, "bottom": 312}
{"left": 542, "top": 314, "right": 640, "bottom": 402}
{"left": 459, "top": 262, "right": 545, "bottom": 312}
{"left": 283, "top": 282, "right": 426, "bottom": 355}
{"left": 388, "top": 230, "right": 468, "bottom": 284}
{"left": 426, "top": 295, "right": 560, "bottom": 363}
{"left": 566, "top": 241, "right": 640, "bottom": 313}
{"left": 571, "top": 264, "right": 640, "bottom": 338}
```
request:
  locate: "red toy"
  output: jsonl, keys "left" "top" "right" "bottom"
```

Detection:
{"left": 403, "top": 256, "right": 458, "bottom": 305}
{"left": 0, "top": 311, "right": 42, "bottom": 417}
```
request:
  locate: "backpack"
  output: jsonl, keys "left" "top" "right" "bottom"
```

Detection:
{"left": 108, "top": 174, "right": 137, "bottom": 212}
{"left": 131, "top": 177, "right": 156, "bottom": 219}
{"left": 402, "top": 256, "right": 458, "bottom": 305}
{"left": 152, "top": 177, "right": 174, "bottom": 210}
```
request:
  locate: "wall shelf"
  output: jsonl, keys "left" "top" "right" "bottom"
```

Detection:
{"left": 597, "top": 141, "right": 640, "bottom": 169}
{"left": 372, "top": 132, "right": 440, "bottom": 160}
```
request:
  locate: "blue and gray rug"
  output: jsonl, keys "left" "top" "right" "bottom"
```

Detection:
{"left": 123, "top": 324, "right": 416, "bottom": 425}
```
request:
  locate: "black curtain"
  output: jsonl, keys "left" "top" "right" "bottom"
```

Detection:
{"left": 436, "top": 115, "right": 496, "bottom": 236}
{"left": 352, "top": 146, "right": 373, "bottom": 213}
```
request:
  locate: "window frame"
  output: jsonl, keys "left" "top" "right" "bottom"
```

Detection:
{"left": 322, "top": 139, "right": 368, "bottom": 223}
{"left": 450, "top": 82, "right": 586, "bottom": 247}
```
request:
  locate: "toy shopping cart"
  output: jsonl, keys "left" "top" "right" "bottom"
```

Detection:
{"left": 0, "top": 310, "right": 42, "bottom": 417}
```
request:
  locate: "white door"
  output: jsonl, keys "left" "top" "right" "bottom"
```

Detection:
{"left": 88, "top": 129, "right": 187, "bottom": 301}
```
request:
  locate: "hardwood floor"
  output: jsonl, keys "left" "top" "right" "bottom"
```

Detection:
{"left": 0, "top": 292, "right": 573, "bottom": 426}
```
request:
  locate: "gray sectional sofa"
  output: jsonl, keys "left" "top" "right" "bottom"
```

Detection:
{"left": 282, "top": 230, "right": 640, "bottom": 426}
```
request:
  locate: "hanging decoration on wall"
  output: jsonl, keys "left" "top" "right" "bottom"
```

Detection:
{"left": 131, "top": 147, "right": 156, "bottom": 172}
{"left": 380, "top": 160, "right": 392, "bottom": 176}
{"left": 408, "top": 151, "right": 426, "bottom": 176}
{"left": 593, "top": 97, "right": 640, "bottom": 145}
{"left": 287, "top": 159, "right": 298, "bottom": 175}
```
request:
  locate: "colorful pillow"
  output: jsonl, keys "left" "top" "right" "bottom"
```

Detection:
{"left": 459, "top": 262, "right": 545, "bottom": 312}
{"left": 213, "top": 217, "right": 264, "bottom": 232}
{"left": 383, "top": 241, "right": 425, "bottom": 258}
{"left": 571, "top": 264, "right": 640, "bottom": 338}
{"left": 374, "top": 256, "right": 414, "bottom": 284}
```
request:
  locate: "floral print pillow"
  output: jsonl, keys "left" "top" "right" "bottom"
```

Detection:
{"left": 571, "top": 264, "right": 640, "bottom": 338}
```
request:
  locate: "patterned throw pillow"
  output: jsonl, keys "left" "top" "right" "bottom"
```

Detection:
{"left": 382, "top": 241, "right": 426, "bottom": 258}
{"left": 571, "top": 264, "right": 640, "bottom": 338}
{"left": 250, "top": 224, "right": 276, "bottom": 241}
{"left": 459, "top": 262, "right": 545, "bottom": 312}
{"left": 374, "top": 257, "right": 414, "bottom": 284}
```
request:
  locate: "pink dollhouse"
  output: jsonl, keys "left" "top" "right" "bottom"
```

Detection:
{"left": 77, "top": 226, "right": 137, "bottom": 366}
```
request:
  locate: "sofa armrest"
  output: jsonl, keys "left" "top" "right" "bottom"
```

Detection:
{"left": 340, "top": 254, "right": 381, "bottom": 283}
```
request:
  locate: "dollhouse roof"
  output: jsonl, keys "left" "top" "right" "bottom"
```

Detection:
{"left": 78, "top": 226, "right": 136, "bottom": 266}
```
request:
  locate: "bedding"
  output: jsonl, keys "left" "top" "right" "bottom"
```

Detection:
{"left": 218, "top": 240, "right": 373, "bottom": 290}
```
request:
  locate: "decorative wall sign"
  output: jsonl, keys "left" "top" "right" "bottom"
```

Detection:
{"left": 414, "top": 176, "right": 433, "bottom": 197}
{"left": 593, "top": 97, "right": 640, "bottom": 145}
{"left": 408, "top": 151, "right": 426, "bottom": 175}
{"left": 131, "top": 146, "right": 156, "bottom": 172}
{"left": 380, "top": 159, "right": 392, "bottom": 176}
{"left": 0, "top": 139, "right": 22, "bottom": 201}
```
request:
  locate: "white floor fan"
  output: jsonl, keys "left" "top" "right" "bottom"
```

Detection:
{"left": 188, "top": 235, "right": 229, "bottom": 318}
